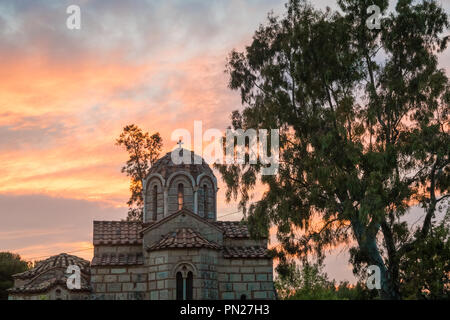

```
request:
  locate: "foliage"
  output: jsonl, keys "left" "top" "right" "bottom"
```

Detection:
{"left": 275, "top": 260, "right": 377, "bottom": 300}
{"left": 216, "top": 0, "right": 449, "bottom": 299}
{"left": 276, "top": 260, "right": 337, "bottom": 299}
{"left": 399, "top": 212, "right": 450, "bottom": 299}
{"left": 116, "top": 124, "right": 163, "bottom": 221}
{"left": 0, "top": 252, "right": 30, "bottom": 300}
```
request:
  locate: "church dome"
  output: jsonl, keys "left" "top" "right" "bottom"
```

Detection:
{"left": 148, "top": 149, "right": 214, "bottom": 181}
{"left": 143, "top": 149, "right": 217, "bottom": 223}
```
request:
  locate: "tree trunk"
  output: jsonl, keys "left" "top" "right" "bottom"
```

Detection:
{"left": 351, "top": 218, "right": 400, "bottom": 300}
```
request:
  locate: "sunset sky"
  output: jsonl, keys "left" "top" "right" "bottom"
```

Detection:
{"left": 1, "top": 0, "right": 449, "bottom": 283}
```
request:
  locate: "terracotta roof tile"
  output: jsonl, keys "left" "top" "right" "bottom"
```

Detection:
{"left": 8, "top": 278, "right": 91, "bottom": 294}
{"left": 91, "top": 252, "right": 144, "bottom": 266}
{"left": 147, "top": 228, "right": 221, "bottom": 251}
{"left": 93, "top": 221, "right": 142, "bottom": 245}
{"left": 214, "top": 221, "right": 251, "bottom": 238}
{"left": 147, "top": 150, "right": 213, "bottom": 180}
{"left": 9, "top": 253, "right": 91, "bottom": 294}
{"left": 13, "top": 253, "right": 90, "bottom": 280}
{"left": 223, "top": 246, "right": 270, "bottom": 258}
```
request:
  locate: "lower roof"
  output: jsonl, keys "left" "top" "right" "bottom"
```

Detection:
{"left": 8, "top": 278, "right": 91, "bottom": 294}
{"left": 91, "top": 252, "right": 144, "bottom": 266}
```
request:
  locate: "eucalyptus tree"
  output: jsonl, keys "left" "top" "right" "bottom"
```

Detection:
{"left": 216, "top": 0, "right": 449, "bottom": 299}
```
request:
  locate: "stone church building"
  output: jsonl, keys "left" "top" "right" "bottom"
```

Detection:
{"left": 9, "top": 149, "right": 276, "bottom": 300}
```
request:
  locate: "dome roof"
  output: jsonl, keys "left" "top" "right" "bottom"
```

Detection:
{"left": 13, "top": 253, "right": 90, "bottom": 280}
{"left": 148, "top": 149, "right": 214, "bottom": 181}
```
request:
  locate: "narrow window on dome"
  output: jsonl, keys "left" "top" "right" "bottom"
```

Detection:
{"left": 203, "top": 184, "right": 208, "bottom": 218}
{"left": 178, "top": 183, "right": 184, "bottom": 210}
{"left": 152, "top": 185, "right": 158, "bottom": 220}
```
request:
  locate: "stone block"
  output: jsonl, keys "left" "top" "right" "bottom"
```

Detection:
{"left": 254, "top": 291, "right": 267, "bottom": 299}
{"left": 231, "top": 259, "right": 244, "bottom": 266}
{"left": 159, "top": 290, "right": 169, "bottom": 300}
{"left": 115, "top": 293, "right": 127, "bottom": 300}
{"left": 243, "top": 274, "right": 255, "bottom": 282}
{"left": 230, "top": 274, "right": 241, "bottom": 282}
{"left": 130, "top": 267, "right": 147, "bottom": 274}
{"left": 132, "top": 273, "right": 147, "bottom": 282}
{"left": 219, "top": 282, "right": 232, "bottom": 291}
{"left": 118, "top": 274, "right": 131, "bottom": 282}
{"left": 218, "top": 274, "right": 228, "bottom": 282}
{"left": 128, "top": 292, "right": 145, "bottom": 300}
{"left": 91, "top": 275, "right": 103, "bottom": 283}
{"left": 95, "top": 283, "right": 106, "bottom": 292}
{"left": 122, "top": 283, "right": 134, "bottom": 291}
{"left": 240, "top": 267, "right": 254, "bottom": 273}
{"left": 233, "top": 283, "right": 247, "bottom": 292}
{"left": 261, "top": 282, "right": 273, "bottom": 290}
{"left": 111, "top": 268, "right": 127, "bottom": 274}
{"left": 150, "top": 291, "right": 159, "bottom": 300}
{"left": 248, "top": 282, "right": 261, "bottom": 291}
{"left": 222, "top": 292, "right": 235, "bottom": 300}
{"left": 97, "top": 268, "right": 110, "bottom": 274}
{"left": 256, "top": 274, "right": 267, "bottom": 281}
{"left": 104, "top": 275, "right": 117, "bottom": 282}
{"left": 158, "top": 264, "right": 170, "bottom": 271}
{"left": 156, "top": 271, "right": 169, "bottom": 279}
{"left": 255, "top": 266, "right": 272, "bottom": 273}
{"left": 107, "top": 283, "right": 121, "bottom": 292}
{"left": 135, "top": 283, "right": 147, "bottom": 292}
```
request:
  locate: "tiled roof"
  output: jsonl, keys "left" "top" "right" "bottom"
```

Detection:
{"left": 214, "top": 221, "right": 251, "bottom": 238}
{"left": 223, "top": 246, "right": 270, "bottom": 258}
{"left": 9, "top": 253, "right": 91, "bottom": 294}
{"left": 147, "top": 228, "right": 221, "bottom": 251}
{"left": 13, "top": 253, "right": 90, "bottom": 280}
{"left": 93, "top": 221, "right": 142, "bottom": 245}
{"left": 91, "top": 252, "right": 144, "bottom": 266}
{"left": 147, "top": 149, "right": 213, "bottom": 179}
{"left": 8, "top": 278, "right": 91, "bottom": 294}
{"left": 140, "top": 208, "right": 223, "bottom": 235}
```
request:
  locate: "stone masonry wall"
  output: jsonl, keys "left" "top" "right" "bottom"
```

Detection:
{"left": 146, "top": 248, "right": 219, "bottom": 300}
{"left": 90, "top": 266, "right": 148, "bottom": 300}
{"left": 143, "top": 213, "right": 223, "bottom": 248}
{"left": 217, "top": 258, "right": 275, "bottom": 300}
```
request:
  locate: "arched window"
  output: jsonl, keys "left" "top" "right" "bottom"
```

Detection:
{"left": 176, "top": 269, "right": 194, "bottom": 300}
{"left": 176, "top": 272, "right": 183, "bottom": 300}
{"left": 240, "top": 294, "right": 247, "bottom": 300}
{"left": 177, "top": 183, "right": 184, "bottom": 210}
{"left": 152, "top": 185, "right": 158, "bottom": 221}
{"left": 186, "top": 271, "right": 193, "bottom": 300}
{"left": 203, "top": 184, "right": 208, "bottom": 218}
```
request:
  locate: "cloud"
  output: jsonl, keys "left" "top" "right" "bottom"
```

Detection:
{"left": 0, "top": 0, "right": 448, "bottom": 282}
{"left": 0, "top": 193, "right": 126, "bottom": 260}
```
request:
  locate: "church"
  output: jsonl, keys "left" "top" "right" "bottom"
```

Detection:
{"left": 8, "top": 149, "right": 276, "bottom": 300}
